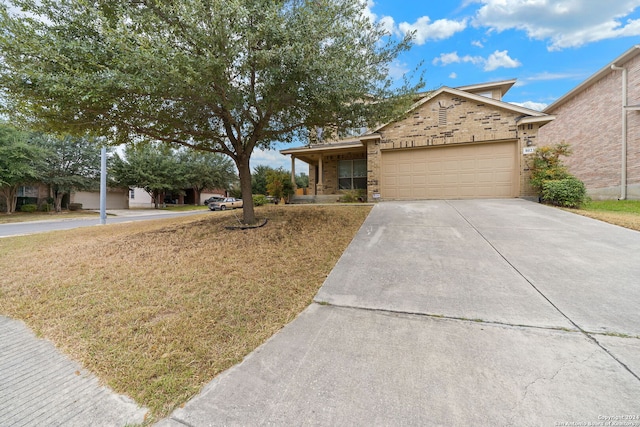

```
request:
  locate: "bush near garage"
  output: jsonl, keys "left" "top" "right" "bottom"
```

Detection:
{"left": 529, "top": 143, "right": 587, "bottom": 208}
{"left": 541, "top": 176, "right": 587, "bottom": 208}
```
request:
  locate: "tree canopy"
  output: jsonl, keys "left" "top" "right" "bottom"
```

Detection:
{"left": 31, "top": 133, "right": 103, "bottom": 212}
{"left": 178, "top": 150, "right": 237, "bottom": 205}
{"left": 110, "top": 143, "right": 182, "bottom": 209}
{"left": 0, "top": 0, "right": 422, "bottom": 223}
{"left": 0, "top": 123, "right": 43, "bottom": 213}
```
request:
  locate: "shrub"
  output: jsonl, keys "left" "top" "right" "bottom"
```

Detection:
{"left": 266, "top": 168, "right": 294, "bottom": 201}
{"left": 541, "top": 177, "right": 587, "bottom": 208}
{"left": 252, "top": 194, "right": 268, "bottom": 206}
{"left": 39, "top": 203, "right": 53, "bottom": 212}
{"left": 68, "top": 203, "right": 83, "bottom": 211}
{"left": 528, "top": 143, "right": 572, "bottom": 192}
{"left": 19, "top": 203, "right": 38, "bottom": 213}
{"left": 339, "top": 189, "right": 366, "bottom": 203}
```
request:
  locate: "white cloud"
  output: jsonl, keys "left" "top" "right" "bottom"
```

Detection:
{"left": 483, "top": 50, "right": 522, "bottom": 71}
{"left": 473, "top": 0, "right": 640, "bottom": 50}
{"left": 379, "top": 15, "right": 397, "bottom": 35}
{"left": 433, "top": 50, "right": 521, "bottom": 71}
{"left": 471, "top": 40, "right": 484, "bottom": 48}
{"left": 398, "top": 16, "right": 468, "bottom": 44}
{"left": 433, "top": 51, "right": 483, "bottom": 66}
{"left": 388, "top": 60, "right": 410, "bottom": 80}
{"left": 510, "top": 101, "right": 548, "bottom": 111}
{"left": 449, "top": 72, "right": 458, "bottom": 79}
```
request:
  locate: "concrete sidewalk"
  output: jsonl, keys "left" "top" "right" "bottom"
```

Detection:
{"left": 0, "top": 316, "right": 148, "bottom": 426}
{"left": 158, "top": 199, "right": 640, "bottom": 426}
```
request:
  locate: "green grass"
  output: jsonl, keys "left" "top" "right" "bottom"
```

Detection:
{"left": 582, "top": 200, "right": 640, "bottom": 213}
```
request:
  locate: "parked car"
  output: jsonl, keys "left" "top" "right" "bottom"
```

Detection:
{"left": 203, "top": 195, "right": 225, "bottom": 205}
{"left": 209, "top": 197, "right": 243, "bottom": 211}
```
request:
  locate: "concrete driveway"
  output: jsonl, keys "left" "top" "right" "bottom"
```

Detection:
{"left": 159, "top": 199, "right": 640, "bottom": 426}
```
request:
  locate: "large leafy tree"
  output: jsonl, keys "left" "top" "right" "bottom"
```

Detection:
{"left": 178, "top": 150, "right": 237, "bottom": 205}
{"left": 110, "top": 143, "right": 184, "bottom": 209}
{"left": 31, "top": 133, "right": 103, "bottom": 212}
{"left": 0, "top": 124, "right": 43, "bottom": 213}
{"left": 0, "top": 0, "right": 422, "bottom": 224}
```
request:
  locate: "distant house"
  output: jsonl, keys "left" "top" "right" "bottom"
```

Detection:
{"left": 538, "top": 45, "right": 640, "bottom": 200}
{"left": 281, "top": 80, "right": 555, "bottom": 202}
{"left": 71, "top": 188, "right": 129, "bottom": 210}
{"left": 128, "top": 187, "right": 227, "bottom": 208}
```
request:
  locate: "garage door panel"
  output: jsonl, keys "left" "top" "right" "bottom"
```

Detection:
{"left": 381, "top": 141, "right": 517, "bottom": 200}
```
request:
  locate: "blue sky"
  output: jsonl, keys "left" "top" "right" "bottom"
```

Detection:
{"left": 254, "top": 0, "right": 640, "bottom": 172}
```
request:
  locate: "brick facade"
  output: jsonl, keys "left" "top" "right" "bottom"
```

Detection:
{"left": 365, "top": 92, "right": 542, "bottom": 200}
{"left": 283, "top": 81, "right": 552, "bottom": 201}
{"left": 538, "top": 48, "right": 640, "bottom": 200}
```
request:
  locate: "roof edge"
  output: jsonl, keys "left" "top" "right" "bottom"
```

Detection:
{"left": 543, "top": 45, "right": 640, "bottom": 113}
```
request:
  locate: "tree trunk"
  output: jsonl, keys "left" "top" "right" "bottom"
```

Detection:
{"left": 1, "top": 186, "right": 18, "bottom": 214}
{"left": 237, "top": 155, "right": 256, "bottom": 225}
{"left": 54, "top": 192, "right": 63, "bottom": 212}
{"left": 194, "top": 188, "right": 202, "bottom": 205}
{"left": 0, "top": 193, "right": 10, "bottom": 213}
{"left": 153, "top": 190, "right": 160, "bottom": 209}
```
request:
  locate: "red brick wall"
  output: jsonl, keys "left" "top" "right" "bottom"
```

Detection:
{"left": 538, "top": 53, "right": 640, "bottom": 199}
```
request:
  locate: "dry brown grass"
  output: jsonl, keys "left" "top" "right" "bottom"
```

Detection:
{"left": 0, "top": 205, "right": 371, "bottom": 422}
{"left": 567, "top": 209, "right": 640, "bottom": 232}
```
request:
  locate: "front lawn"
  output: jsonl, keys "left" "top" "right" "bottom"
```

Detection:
{"left": 0, "top": 205, "right": 371, "bottom": 423}
{"left": 569, "top": 199, "right": 640, "bottom": 231}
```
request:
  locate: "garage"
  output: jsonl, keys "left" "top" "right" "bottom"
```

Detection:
{"left": 380, "top": 140, "right": 518, "bottom": 200}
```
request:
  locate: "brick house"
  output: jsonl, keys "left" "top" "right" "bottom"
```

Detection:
{"left": 281, "top": 80, "right": 555, "bottom": 202}
{"left": 538, "top": 45, "right": 640, "bottom": 200}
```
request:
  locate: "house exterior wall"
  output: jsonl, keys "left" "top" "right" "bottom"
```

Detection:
{"left": 538, "top": 53, "right": 640, "bottom": 199}
{"left": 71, "top": 189, "right": 129, "bottom": 210}
{"left": 308, "top": 151, "right": 366, "bottom": 196}
{"left": 366, "top": 93, "right": 536, "bottom": 200}
{"left": 129, "top": 187, "right": 154, "bottom": 208}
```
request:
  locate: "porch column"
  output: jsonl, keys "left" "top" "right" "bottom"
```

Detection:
{"left": 290, "top": 156, "right": 297, "bottom": 189}
{"left": 317, "top": 155, "right": 324, "bottom": 194}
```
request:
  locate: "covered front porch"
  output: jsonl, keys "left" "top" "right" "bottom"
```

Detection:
{"left": 281, "top": 139, "right": 367, "bottom": 201}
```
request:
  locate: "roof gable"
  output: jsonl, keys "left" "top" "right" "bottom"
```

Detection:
{"left": 372, "top": 85, "right": 547, "bottom": 134}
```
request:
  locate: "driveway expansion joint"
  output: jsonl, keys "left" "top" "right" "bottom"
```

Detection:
{"left": 311, "top": 300, "right": 581, "bottom": 334}
{"left": 445, "top": 200, "right": 640, "bottom": 384}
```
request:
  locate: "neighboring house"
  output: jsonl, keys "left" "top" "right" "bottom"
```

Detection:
{"left": 5, "top": 184, "right": 128, "bottom": 211}
{"left": 538, "top": 45, "right": 640, "bottom": 200}
{"left": 128, "top": 187, "right": 227, "bottom": 208}
{"left": 281, "top": 79, "right": 555, "bottom": 202}
{"left": 71, "top": 188, "right": 129, "bottom": 210}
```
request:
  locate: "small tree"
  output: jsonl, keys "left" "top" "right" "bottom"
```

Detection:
{"left": 0, "top": 124, "right": 43, "bottom": 213}
{"left": 295, "top": 172, "right": 309, "bottom": 189}
{"left": 529, "top": 143, "right": 586, "bottom": 208}
{"left": 528, "top": 143, "right": 572, "bottom": 192}
{"left": 266, "top": 168, "right": 295, "bottom": 202}
{"left": 251, "top": 165, "right": 275, "bottom": 196}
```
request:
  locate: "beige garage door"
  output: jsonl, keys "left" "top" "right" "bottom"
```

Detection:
{"left": 381, "top": 141, "right": 518, "bottom": 200}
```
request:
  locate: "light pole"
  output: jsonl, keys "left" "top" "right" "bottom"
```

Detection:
{"left": 100, "top": 146, "right": 107, "bottom": 225}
